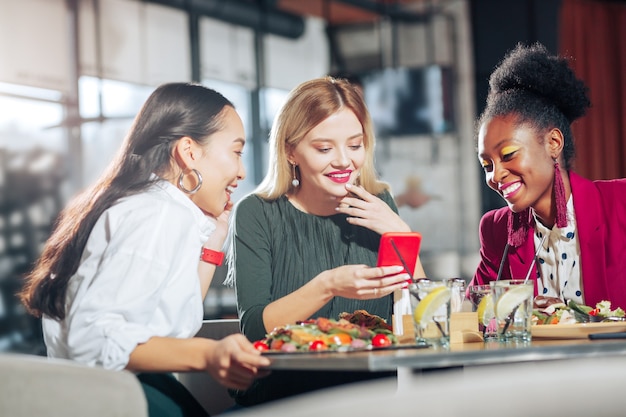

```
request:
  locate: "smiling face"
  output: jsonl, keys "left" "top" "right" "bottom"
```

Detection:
{"left": 478, "top": 115, "right": 558, "bottom": 222}
{"left": 288, "top": 108, "right": 366, "bottom": 213}
{"left": 190, "top": 106, "right": 246, "bottom": 217}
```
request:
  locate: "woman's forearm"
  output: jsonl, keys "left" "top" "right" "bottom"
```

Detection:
{"left": 261, "top": 272, "right": 334, "bottom": 333}
{"left": 126, "top": 336, "right": 214, "bottom": 373}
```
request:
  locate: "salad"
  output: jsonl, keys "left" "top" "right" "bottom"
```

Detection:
{"left": 252, "top": 310, "right": 397, "bottom": 353}
{"left": 532, "top": 299, "right": 625, "bottom": 325}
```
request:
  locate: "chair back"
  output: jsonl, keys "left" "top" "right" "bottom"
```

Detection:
{"left": 0, "top": 353, "right": 147, "bottom": 417}
{"left": 177, "top": 319, "right": 241, "bottom": 415}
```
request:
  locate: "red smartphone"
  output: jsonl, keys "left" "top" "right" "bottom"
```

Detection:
{"left": 376, "top": 232, "right": 422, "bottom": 280}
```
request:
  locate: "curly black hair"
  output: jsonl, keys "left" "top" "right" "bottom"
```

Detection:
{"left": 477, "top": 42, "right": 591, "bottom": 170}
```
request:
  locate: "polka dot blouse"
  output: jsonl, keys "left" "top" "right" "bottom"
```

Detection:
{"left": 533, "top": 196, "right": 583, "bottom": 304}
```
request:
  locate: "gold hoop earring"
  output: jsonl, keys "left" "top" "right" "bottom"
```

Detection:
{"left": 291, "top": 163, "right": 300, "bottom": 187}
{"left": 178, "top": 169, "right": 202, "bottom": 194}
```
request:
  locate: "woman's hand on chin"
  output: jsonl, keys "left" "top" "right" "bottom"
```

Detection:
{"left": 335, "top": 184, "right": 411, "bottom": 234}
{"left": 204, "top": 208, "right": 230, "bottom": 249}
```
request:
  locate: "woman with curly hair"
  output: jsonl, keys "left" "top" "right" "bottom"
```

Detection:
{"left": 471, "top": 43, "right": 626, "bottom": 309}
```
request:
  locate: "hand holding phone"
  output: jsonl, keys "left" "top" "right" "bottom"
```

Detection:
{"left": 376, "top": 232, "right": 422, "bottom": 281}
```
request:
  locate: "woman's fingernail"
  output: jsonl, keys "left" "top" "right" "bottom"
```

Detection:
{"left": 345, "top": 183, "right": 352, "bottom": 189}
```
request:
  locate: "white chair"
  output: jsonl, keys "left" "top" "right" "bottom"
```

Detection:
{"left": 176, "top": 319, "right": 241, "bottom": 415}
{"left": 0, "top": 353, "right": 147, "bottom": 417}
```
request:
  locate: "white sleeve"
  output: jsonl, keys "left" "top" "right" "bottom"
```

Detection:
{"left": 63, "top": 199, "right": 203, "bottom": 370}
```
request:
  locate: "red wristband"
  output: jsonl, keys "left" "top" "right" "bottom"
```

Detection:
{"left": 200, "top": 248, "right": 224, "bottom": 266}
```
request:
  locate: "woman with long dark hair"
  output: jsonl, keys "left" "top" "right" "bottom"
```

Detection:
{"left": 20, "top": 83, "right": 269, "bottom": 417}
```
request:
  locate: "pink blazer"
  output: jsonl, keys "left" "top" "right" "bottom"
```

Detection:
{"left": 472, "top": 172, "right": 626, "bottom": 309}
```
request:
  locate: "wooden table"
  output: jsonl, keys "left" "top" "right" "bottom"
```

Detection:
{"left": 263, "top": 338, "right": 626, "bottom": 372}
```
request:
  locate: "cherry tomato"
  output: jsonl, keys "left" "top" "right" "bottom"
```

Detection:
{"left": 253, "top": 340, "right": 270, "bottom": 351}
{"left": 309, "top": 339, "right": 328, "bottom": 351}
{"left": 371, "top": 334, "right": 392, "bottom": 348}
{"left": 589, "top": 308, "right": 599, "bottom": 316}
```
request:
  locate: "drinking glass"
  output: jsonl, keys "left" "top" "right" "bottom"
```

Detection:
{"left": 409, "top": 279, "right": 451, "bottom": 348}
{"left": 447, "top": 278, "right": 466, "bottom": 313}
{"left": 491, "top": 280, "right": 534, "bottom": 342}
{"left": 467, "top": 284, "right": 497, "bottom": 341}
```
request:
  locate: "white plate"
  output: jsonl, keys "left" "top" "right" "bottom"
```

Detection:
{"left": 262, "top": 344, "right": 427, "bottom": 355}
{"left": 531, "top": 322, "right": 626, "bottom": 339}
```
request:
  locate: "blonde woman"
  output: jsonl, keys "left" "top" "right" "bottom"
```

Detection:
{"left": 226, "top": 76, "right": 424, "bottom": 406}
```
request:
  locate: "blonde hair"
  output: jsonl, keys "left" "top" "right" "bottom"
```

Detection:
{"left": 255, "top": 76, "right": 389, "bottom": 200}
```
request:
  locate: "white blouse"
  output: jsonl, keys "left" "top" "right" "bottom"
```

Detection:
{"left": 43, "top": 179, "right": 216, "bottom": 370}
{"left": 534, "top": 196, "right": 583, "bottom": 304}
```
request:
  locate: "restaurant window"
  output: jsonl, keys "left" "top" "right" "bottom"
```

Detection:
{"left": 0, "top": 82, "right": 66, "bottom": 354}
{"left": 78, "top": 77, "right": 152, "bottom": 186}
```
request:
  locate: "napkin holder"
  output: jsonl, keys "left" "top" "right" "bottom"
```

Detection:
{"left": 450, "top": 312, "right": 483, "bottom": 343}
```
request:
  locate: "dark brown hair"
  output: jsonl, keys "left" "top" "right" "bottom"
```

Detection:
{"left": 20, "top": 83, "right": 233, "bottom": 320}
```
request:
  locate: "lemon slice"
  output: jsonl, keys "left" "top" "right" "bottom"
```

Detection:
{"left": 413, "top": 286, "right": 451, "bottom": 325}
{"left": 495, "top": 285, "right": 532, "bottom": 321}
{"left": 476, "top": 294, "right": 494, "bottom": 326}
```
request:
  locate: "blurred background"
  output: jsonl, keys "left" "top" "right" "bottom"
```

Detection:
{"left": 1, "top": 0, "right": 624, "bottom": 355}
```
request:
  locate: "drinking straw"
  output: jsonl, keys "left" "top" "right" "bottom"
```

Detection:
{"left": 495, "top": 244, "right": 509, "bottom": 281}
{"left": 390, "top": 238, "right": 413, "bottom": 281}
{"left": 524, "top": 235, "right": 547, "bottom": 283}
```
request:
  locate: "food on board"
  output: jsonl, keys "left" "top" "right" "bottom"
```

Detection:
{"left": 532, "top": 299, "right": 625, "bottom": 325}
{"left": 338, "top": 309, "right": 393, "bottom": 331}
{"left": 254, "top": 310, "right": 397, "bottom": 352}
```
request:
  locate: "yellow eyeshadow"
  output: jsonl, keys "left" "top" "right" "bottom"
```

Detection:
{"left": 501, "top": 145, "right": 520, "bottom": 155}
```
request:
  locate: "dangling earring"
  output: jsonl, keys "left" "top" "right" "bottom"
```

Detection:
{"left": 291, "top": 163, "right": 300, "bottom": 187}
{"left": 507, "top": 208, "right": 531, "bottom": 247}
{"left": 178, "top": 169, "right": 202, "bottom": 194}
{"left": 553, "top": 160, "right": 567, "bottom": 228}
